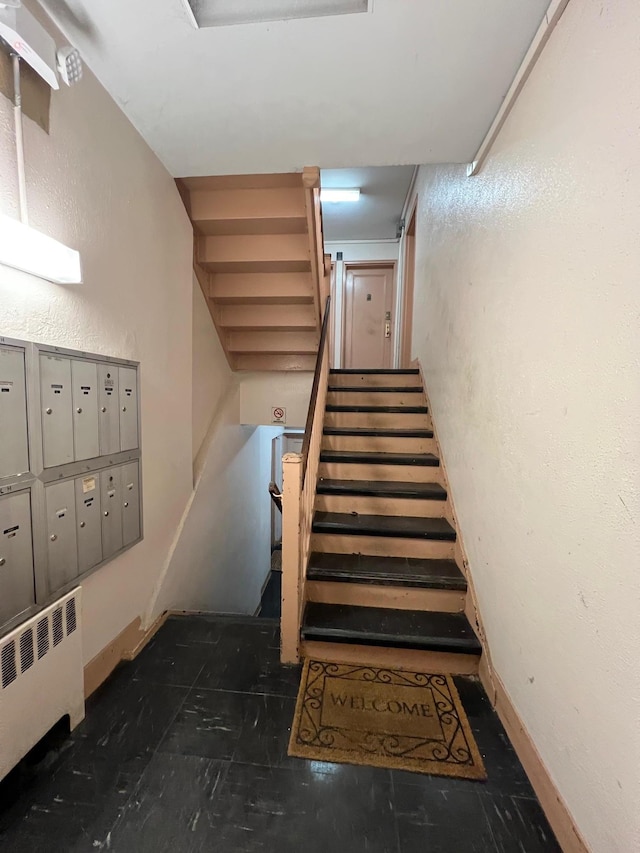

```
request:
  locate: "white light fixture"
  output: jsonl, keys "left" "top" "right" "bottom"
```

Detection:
{"left": 0, "top": 213, "right": 82, "bottom": 284}
{"left": 320, "top": 188, "right": 361, "bottom": 203}
{"left": 0, "top": 4, "right": 59, "bottom": 89}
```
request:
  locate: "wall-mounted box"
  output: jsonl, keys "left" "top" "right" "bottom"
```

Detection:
{"left": 40, "top": 354, "right": 74, "bottom": 468}
{"left": 71, "top": 359, "right": 99, "bottom": 461}
{"left": 75, "top": 474, "right": 102, "bottom": 574}
{"left": 0, "top": 345, "right": 30, "bottom": 480}
{"left": 0, "top": 489, "right": 35, "bottom": 632}
{"left": 0, "top": 336, "right": 142, "bottom": 638}
{"left": 45, "top": 479, "right": 78, "bottom": 590}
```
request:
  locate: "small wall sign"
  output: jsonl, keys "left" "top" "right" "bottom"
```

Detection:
{"left": 272, "top": 406, "right": 286, "bottom": 424}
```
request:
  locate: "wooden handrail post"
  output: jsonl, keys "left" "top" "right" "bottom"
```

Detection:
{"left": 281, "top": 452, "right": 303, "bottom": 664}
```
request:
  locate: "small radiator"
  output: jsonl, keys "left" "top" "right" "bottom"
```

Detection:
{"left": 0, "top": 588, "right": 85, "bottom": 781}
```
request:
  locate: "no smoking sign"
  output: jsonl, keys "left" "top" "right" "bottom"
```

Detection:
{"left": 272, "top": 406, "right": 286, "bottom": 424}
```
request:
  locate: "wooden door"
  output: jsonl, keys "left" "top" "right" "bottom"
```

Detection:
{"left": 343, "top": 265, "right": 395, "bottom": 369}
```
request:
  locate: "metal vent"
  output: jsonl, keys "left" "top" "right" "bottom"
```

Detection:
{"left": 185, "top": 0, "right": 369, "bottom": 28}
{"left": 52, "top": 607, "right": 64, "bottom": 647}
{"left": 65, "top": 598, "right": 77, "bottom": 635}
{"left": 19, "top": 629, "right": 34, "bottom": 673}
{"left": 1, "top": 642, "right": 17, "bottom": 688}
{"left": 36, "top": 617, "right": 49, "bottom": 660}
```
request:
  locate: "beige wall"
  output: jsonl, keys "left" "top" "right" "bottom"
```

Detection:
{"left": 408, "top": 2, "right": 640, "bottom": 851}
{"left": 192, "top": 278, "right": 233, "bottom": 463}
{"left": 0, "top": 5, "right": 194, "bottom": 663}
{"left": 240, "top": 373, "right": 313, "bottom": 428}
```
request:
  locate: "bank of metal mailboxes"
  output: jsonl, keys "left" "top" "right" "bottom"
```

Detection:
{"left": 0, "top": 338, "right": 143, "bottom": 637}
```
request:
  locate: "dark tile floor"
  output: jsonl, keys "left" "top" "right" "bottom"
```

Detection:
{"left": 0, "top": 615, "right": 561, "bottom": 852}
{"left": 259, "top": 570, "right": 282, "bottom": 619}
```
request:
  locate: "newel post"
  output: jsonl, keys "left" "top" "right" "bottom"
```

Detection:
{"left": 281, "top": 452, "right": 303, "bottom": 664}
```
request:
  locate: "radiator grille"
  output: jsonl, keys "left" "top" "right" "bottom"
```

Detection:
{"left": 65, "top": 599, "right": 77, "bottom": 636}
{"left": 19, "top": 629, "right": 34, "bottom": 674}
{"left": 52, "top": 608, "right": 64, "bottom": 647}
{"left": 36, "top": 618, "right": 49, "bottom": 660}
{"left": 1, "top": 642, "right": 17, "bottom": 688}
{"left": 0, "top": 591, "right": 80, "bottom": 691}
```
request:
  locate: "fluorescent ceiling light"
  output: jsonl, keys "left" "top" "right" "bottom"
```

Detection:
{"left": 320, "top": 188, "right": 361, "bottom": 203}
{"left": 0, "top": 213, "right": 82, "bottom": 284}
{"left": 186, "top": 0, "right": 369, "bottom": 28}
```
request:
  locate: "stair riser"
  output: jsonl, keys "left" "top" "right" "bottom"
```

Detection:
{"left": 301, "top": 640, "right": 480, "bottom": 675}
{"left": 315, "top": 494, "right": 447, "bottom": 518}
{"left": 329, "top": 373, "right": 421, "bottom": 388}
{"left": 306, "top": 581, "right": 465, "bottom": 612}
{"left": 328, "top": 391, "right": 425, "bottom": 407}
{"left": 318, "top": 462, "right": 445, "bottom": 484}
{"left": 310, "top": 533, "right": 455, "bottom": 560}
{"left": 321, "top": 435, "right": 437, "bottom": 454}
{"left": 324, "top": 412, "right": 432, "bottom": 429}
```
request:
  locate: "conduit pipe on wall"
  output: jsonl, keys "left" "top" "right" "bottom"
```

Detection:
{"left": 12, "top": 54, "right": 29, "bottom": 224}
{"left": 467, "top": 0, "right": 572, "bottom": 177}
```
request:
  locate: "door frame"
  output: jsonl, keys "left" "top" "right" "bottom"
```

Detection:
{"left": 399, "top": 199, "right": 417, "bottom": 368}
{"left": 341, "top": 261, "right": 398, "bottom": 369}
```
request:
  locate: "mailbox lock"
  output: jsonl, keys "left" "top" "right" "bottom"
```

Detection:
{"left": 104, "top": 511, "right": 109, "bottom": 517}
{"left": 0, "top": 558, "right": 5, "bottom": 567}
{"left": 101, "top": 406, "right": 107, "bottom": 413}
{"left": 50, "top": 534, "right": 57, "bottom": 542}
{"left": 80, "top": 521, "right": 86, "bottom": 528}
{"left": 45, "top": 407, "right": 53, "bottom": 415}
{"left": 124, "top": 501, "right": 129, "bottom": 508}
{"left": 76, "top": 407, "right": 83, "bottom": 414}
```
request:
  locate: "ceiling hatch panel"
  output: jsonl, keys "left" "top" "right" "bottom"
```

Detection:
{"left": 187, "top": 0, "right": 369, "bottom": 28}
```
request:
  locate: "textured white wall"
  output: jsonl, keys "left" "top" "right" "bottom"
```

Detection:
{"left": 409, "top": 2, "right": 640, "bottom": 851}
{"left": 0, "top": 9, "right": 194, "bottom": 664}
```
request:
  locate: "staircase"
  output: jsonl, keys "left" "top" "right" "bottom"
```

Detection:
{"left": 299, "top": 368, "right": 482, "bottom": 674}
{"left": 177, "top": 168, "right": 329, "bottom": 371}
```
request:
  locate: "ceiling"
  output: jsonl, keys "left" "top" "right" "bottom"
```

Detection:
{"left": 39, "top": 0, "right": 551, "bottom": 177}
{"left": 321, "top": 166, "right": 415, "bottom": 242}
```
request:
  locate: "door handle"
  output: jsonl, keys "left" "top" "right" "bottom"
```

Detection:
{"left": 384, "top": 321, "right": 391, "bottom": 338}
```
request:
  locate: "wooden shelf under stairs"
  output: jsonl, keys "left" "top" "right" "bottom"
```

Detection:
{"left": 301, "top": 368, "right": 482, "bottom": 674}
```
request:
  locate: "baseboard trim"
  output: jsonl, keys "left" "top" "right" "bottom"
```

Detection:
{"left": 479, "top": 659, "right": 590, "bottom": 853}
{"left": 83, "top": 612, "right": 169, "bottom": 699}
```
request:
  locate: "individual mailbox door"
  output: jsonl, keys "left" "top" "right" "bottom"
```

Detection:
{"left": 0, "top": 491, "right": 35, "bottom": 629}
{"left": 40, "top": 355, "right": 74, "bottom": 468}
{"left": 121, "top": 462, "right": 140, "bottom": 547}
{"left": 0, "top": 346, "right": 29, "bottom": 480}
{"left": 71, "top": 360, "right": 99, "bottom": 461}
{"left": 118, "top": 367, "right": 138, "bottom": 451}
{"left": 45, "top": 479, "right": 78, "bottom": 591}
{"left": 75, "top": 474, "right": 102, "bottom": 573}
{"left": 98, "top": 364, "right": 120, "bottom": 456}
{"left": 101, "top": 467, "right": 123, "bottom": 558}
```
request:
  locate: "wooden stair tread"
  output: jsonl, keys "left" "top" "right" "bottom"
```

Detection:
{"left": 328, "top": 386, "right": 423, "bottom": 393}
{"left": 326, "top": 405, "right": 428, "bottom": 414}
{"left": 307, "top": 552, "right": 466, "bottom": 590}
{"left": 317, "top": 479, "right": 447, "bottom": 500}
{"left": 313, "top": 511, "right": 456, "bottom": 540}
{"left": 323, "top": 426, "right": 434, "bottom": 438}
{"left": 330, "top": 369, "right": 420, "bottom": 375}
{"left": 302, "top": 603, "right": 481, "bottom": 654}
{"left": 320, "top": 450, "right": 439, "bottom": 466}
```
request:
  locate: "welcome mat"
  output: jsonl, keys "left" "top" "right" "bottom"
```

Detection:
{"left": 289, "top": 660, "right": 486, "bottom": 780}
